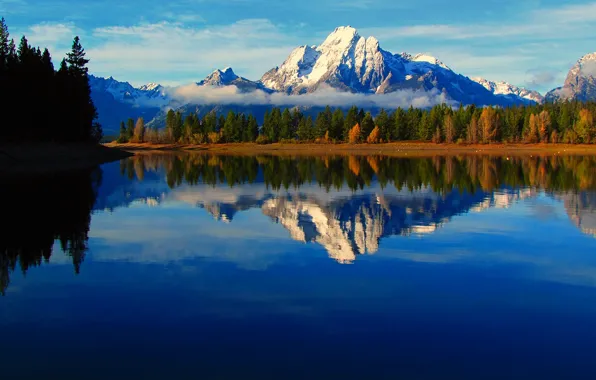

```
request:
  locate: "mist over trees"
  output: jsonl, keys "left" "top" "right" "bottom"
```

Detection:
{"left": 119, "top": 101, "right": 596, "bottom": 145}
{"left": 0, "top": 18, "right": 101, "bottom": 143}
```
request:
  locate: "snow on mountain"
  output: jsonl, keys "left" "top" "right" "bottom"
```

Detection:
{"left": 197, "top": 67, "right": 267, "bottom": 92}
{"left": 260, "top": 25, "right": 528, "bottom": 106}
{"left": 89, "top": 75, "right": 169, "bottom": 134}
{"left": 91, "top": 26, "right": 553, "bottom": 132}
{"left": 546, "top": 52, "right": 596, "bottom": 102}
{"left": 472, "top": 77, "right": 544, "bottom": 103}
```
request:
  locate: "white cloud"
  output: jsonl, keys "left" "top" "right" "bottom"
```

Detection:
{"left": 168, "top": 83, "right": 452, "bottom": 109}
{"left": 87, "top": 19, "right": 298, "bottom": 85}
{"left": 361, "top": 2, "right": 596, "bottom": 41}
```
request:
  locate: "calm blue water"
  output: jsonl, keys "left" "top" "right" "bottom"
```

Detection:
{"left": 2, "top": 154, "right": 596, "bottom": 379}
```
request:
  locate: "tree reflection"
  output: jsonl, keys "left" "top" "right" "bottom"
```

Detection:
{"left": 121, "top": 153, "right": 596, "bottom": 193}
{"left": 0, "top": 167, "right": 102, "bottom": 295}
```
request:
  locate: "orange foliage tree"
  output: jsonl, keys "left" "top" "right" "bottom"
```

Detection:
{"left": 348, "top": 123, "right": 362, "bottom": 144}
{"left": 367, "top": 126, "right": 381, "bottom": 144}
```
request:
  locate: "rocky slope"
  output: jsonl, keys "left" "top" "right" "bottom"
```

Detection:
{"left": 546, "top": 52, "right": 596, "bottom": 102}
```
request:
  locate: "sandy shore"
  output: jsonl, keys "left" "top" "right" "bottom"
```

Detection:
{"left": 105, "top": 142, "right": 596, "bottom": 157}
{"left": 0, "top": 143, "right": 132, "bottom": 175}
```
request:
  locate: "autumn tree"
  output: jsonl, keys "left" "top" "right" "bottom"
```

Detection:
{"left": 349, "top": 123, "right": 362, "bottom": 144}
{"left": 443, "top": 113, "right": 455, "bottom": 143}
{"left": 367, "top": 126, "right": 381, "bottom": 144}
{"left": 467, "top": 115, "right": 479, "bottom": 144}
{"left": 537, "top": 110, "right": 551, "bottom": 143}
{"left": 133, "top": 117, "right": 145, "bottom": 143}
{"left": 479, "top": 107, "right": 499, "bottom": 143}
{"left": 575, "top": 109, "right": 595, "bottom": 143}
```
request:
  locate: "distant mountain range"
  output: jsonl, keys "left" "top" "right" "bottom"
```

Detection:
{"left": 88, "top": 26, "right": 596, "bottom": 134}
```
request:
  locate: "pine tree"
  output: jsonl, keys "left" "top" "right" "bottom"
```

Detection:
{"left": 0, "top": 17, "right": 10, "bottom": 71}
{"left": 66, "top": 36, "right": 89, "bottom": 76}
{"left": 279, "top": 108, "right": 292, "bottom": 140}
{"left": 330, "top": 108, "right": 344, "bottom": 141}
{"left": 360, "top": 112, "right": 375, "bottom": 140}
{"left": 344, "top": 106, "right": 359, "bottom": 141}
{"left": 245, "top": 115, "right": 259, "bottom": 142}
{"left": 117, "top": 121, "right": 127, "bottom": 143}
{"left": 375, "top": 109, "right": 390, "bottom": 141}
{"left": 297, "top": 115, "right": 313, "bottom": 141}
{"left": 126, "top": 118, "right": 135, "bottom": 140}
{"left": 315, "top": 109, "right": 331, "bottom": 138}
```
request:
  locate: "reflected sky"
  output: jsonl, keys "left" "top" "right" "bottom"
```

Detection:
{"left": 2, "top": 154, "right": 596, "bottom": 379}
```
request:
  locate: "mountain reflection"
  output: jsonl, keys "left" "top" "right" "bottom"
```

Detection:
{"left": 105, "top": 154, "right": 596, "bottom": 263}
{"left": 0, "top": 168, "right": 102, "bottom": 295}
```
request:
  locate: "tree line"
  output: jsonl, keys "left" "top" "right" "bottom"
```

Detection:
{"left": 118, "top": 101, "right": 596, "bottom": 145}
{"left": 0, "top": 18, "right": 101, "bottom": 143}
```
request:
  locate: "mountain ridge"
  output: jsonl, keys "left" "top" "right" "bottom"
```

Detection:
{"left": 90, "top": 25, "right": 596, "bottom": 133}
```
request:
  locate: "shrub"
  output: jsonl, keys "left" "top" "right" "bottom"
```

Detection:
{"left": 256, "top": 135, "right": 271, "bottom": 145}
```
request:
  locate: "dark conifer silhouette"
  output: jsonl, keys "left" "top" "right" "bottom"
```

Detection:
{"left": 0, "top": 19, "right": 102, "bottom": 143}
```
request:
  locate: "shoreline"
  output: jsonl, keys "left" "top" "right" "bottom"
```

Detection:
{"left": 104, "top": 142, "right": 596, "bottom": 157}
{"left": 0, "top": 143, "right": 132, "bottom": 175}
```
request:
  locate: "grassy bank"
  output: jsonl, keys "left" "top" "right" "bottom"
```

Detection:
{"left": 105, "top": 142, "right": 596, "bottom": 157}
{"left": 0, "top": 143, "right": 132, "bottom": 175}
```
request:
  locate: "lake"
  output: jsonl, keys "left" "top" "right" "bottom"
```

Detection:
{"left": 2, "top": 153, "right": 596, "bottom": 379}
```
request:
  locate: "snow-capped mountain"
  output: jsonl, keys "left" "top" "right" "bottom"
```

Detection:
{"left": 472, "top": 77, "right": 544, "bottom": 103}
{"left": 546, "top": 52, "right": 596, "bottom": 102}
{"left": 89, "top": 75, "right": 168, "bottom": 104}
{"left": 89, "top": 75, "right": 170, "bottom": 134}
{"left": 89, "top": 26, "right": 551, "bottom": 132}
{"left": 260, "top": 26, "right": 526, "bottom": 105}
{"left": 196, "top": 67, "right": 268, "bottom": 92}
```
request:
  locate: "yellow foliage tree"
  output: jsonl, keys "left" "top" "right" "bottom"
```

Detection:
{"left": 479, "top": 107, "right": 499, "bottom": 143}
{"left": 367, "top": 126, "right": 381, "bottom": 144}
{"left": 444, "top": 113, "right": 455, "bottom": 144}
{"left": 132, "top": 117, "right": 145, "bottom": 143}
{"left": 538, "top": 110, "right": 551, "bottom": 143}
{"left": 575, "top": 109, "right": 595, "bottom": 143}
{"left": 467, "top": 116, "right": 478, "bottom": 144}
{"left": 348, "top": 123, "right": 362, "bottom": 144}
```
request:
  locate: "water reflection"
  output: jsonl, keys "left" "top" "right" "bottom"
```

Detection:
{"left": 0, "top": 168, "right": 102, "bottom": 295}
{"left": 103, "top": 154, "right": 596, "bottom": 261}
{"left": 2, "top": 154, "right": 596, "bottom": 294}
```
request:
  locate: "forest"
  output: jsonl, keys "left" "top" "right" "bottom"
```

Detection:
{"left": 118, "top": 101, "right": 596, "bottom": 146}
{"left": 0, "top": 18, "right": 101, "bottom": 143}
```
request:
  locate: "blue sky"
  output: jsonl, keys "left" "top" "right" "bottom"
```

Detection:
{"left": 2, "top": 0, "right": 596, "bottom": 93}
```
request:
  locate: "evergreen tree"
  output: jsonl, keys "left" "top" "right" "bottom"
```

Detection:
{"left": 330, "top": 108, "right": 344, "bottom": 141}
{"left": 280, "top": 108, "right": 293, "bottom": 140}
{"left": 297, "top": 115, "right": 314, "bottom": 141}
{"left": 360, "top": 112, "right": 375, "bottom": 140}
{"left": 245, "top": 114, "right": 259, "bottom": 142}
{"left": 117, "top": 121, "right": 127, "bottom": 143}
{"left": 0, "top": 17, "right": 10, "bottom": 70}
{"left": 375, "top": 109, "right": 390, "bottom": 142}
{"left": 315, "top": 109, "right": 331, "bottom": 138}
{"left": 126, "top": 118, "right": 135, "bottom": 140}
{"left": 344, "top": 106, "right": 359, "bottom": 141}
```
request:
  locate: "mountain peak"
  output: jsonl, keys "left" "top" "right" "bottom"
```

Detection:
{"left": 199, "top": 67, "right": 240, "bottom": 86}
{"left": 321, "top": 25, "right": 360, "bottom": 49}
